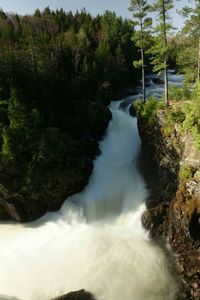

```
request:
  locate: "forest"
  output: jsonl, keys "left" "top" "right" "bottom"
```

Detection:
{"left": 0, "top": 2, "right": 199, "bottom": 300}
{"left": 0, "top": 7, "right": 142, "bottom": 220}
{"left": 0, "top": 1, "right": 199, "bottom": 221}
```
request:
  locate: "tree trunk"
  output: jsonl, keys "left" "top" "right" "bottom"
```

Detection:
{"left": 162, "top": 0, "right": 169, "bottom": 106}
{"left": 141, "top": 47, "right": 146, "bottom": 103}
{"left": 140, "top": 18, "right": 146, "bottom": 103}
{"left": 164, "top": 63, "right": 169, "bottom": 106}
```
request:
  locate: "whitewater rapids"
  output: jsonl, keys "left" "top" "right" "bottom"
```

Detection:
{"left": 0, "top": 101, "right": 179, "bottom": 300}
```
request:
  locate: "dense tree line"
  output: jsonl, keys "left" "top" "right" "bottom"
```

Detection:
{"left": 0, "top": 7, "right": 140, "bottom": 102}
{"left": 0, "top": 7, "right": 142, "bottom": 221}
{"left": 176, "top": 0, "right": 200, "bottom": 82}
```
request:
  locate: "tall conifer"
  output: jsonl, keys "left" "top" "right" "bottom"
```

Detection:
{"left": 129, "top": 0, "right": 152, "bottom": 103}
{"left": 149, "top": 0, "right": 174, "bottom": 106}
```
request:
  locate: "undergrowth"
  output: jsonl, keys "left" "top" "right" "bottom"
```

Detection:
{"left": 135, "top": 82, "right": 200, "bottom": 150}
{"left": 134, "top": 96, "right": 165, "bottom": 125}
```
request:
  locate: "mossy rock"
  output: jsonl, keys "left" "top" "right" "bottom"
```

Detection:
{"left": 179, "top": 166, "right": 194, "bottom": 181}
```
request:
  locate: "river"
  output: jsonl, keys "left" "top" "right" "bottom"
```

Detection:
{"left": 0, "top": 74, "right": 183, "bottom": 300}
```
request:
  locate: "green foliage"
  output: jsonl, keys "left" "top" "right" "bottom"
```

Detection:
{"left": 34, "top": 9, "right": 41, "bottom": 18}
{"left": 180, "top": 82, "right": 200, "bottom": 149}
{"left": 148, "top": 0, "right": 174, "bottom": 70}
{"left": 155, "top": 82, "right": 200, "bottom": 150}
{"left": 129, "top": 0, "right": 152, "bottom": 102}
{"left": 0, "top": 8, "right": 140, "bottom": 218}
{"left": 161, "top": 105, "right": 186, "bottom": 137}
{"left": 170, "top": 107, "right": 186, "bottom": 123}
{"left": 0, "top": 9, "right": 7, "bottom": 19}
{"left": 133, "top": 60, "right": 142, "bottom": 68}
{"left": 148, "top": 0, "right": 174, "bottom": 105}
{"left": 169, "top": 85, "right": 192, "bottom": 101}
{"left": 137, "top": 81, "right": 200, "bottom": 153}
{"left": 129, "top": 0, "right": 152, "bottom": 49}
{"left": 177, "top": 1, "right": 200, "bottom": 81}
{"left": 135, "top": 96, "right": 164, "bottom": 125}
{"left": 179, "top": 166, "right": 194, "bottom": 181}
{"left": 167, "top": 37, "right": 182, "bottom": 69}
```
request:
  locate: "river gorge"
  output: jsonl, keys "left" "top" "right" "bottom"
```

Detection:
{"left": 0, "top": 74, "right": 187, "bottom": 300}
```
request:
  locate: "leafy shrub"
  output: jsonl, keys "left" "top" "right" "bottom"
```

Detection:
{"left": 181, "top": 82, "right": 200, "bottom": 149}
{"left": 135, "top": 96, "right": 164, "bottom": 125}
{"left": 171, "top": 107, "right": 186, "bottom": 123}
{"left": 179, "top": 166, "right": 194, "bottom": 181}
{"left": 169, "top": 85, "right": 191, "bottom": 101}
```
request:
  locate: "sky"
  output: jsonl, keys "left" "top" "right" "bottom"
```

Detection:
{"left": 0, "top": 0, "right": 193, "bottom": 30}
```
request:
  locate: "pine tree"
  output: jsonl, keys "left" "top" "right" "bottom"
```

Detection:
{"left": 34, "top": 9, "right": 41, "bottom": 18}
{"left": 129, "top": 0, "right": 152, "bottom": 103}
{"left": 179, "top": 1, "right": 200, "bottom": 81}
{"left": 149, "top": 0, "right": 174, "bottom": 106}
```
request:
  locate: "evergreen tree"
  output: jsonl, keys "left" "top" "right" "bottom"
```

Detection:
{"left": 0, "top": 8, "right": 7, "bottom": 20}
{"left": 178, "top": 0, "right": 200, "bottom": 81}
{"left": 129, "top": 0, "right": 152, "bottom": 103}
{"left": 0, "top": 7, "right": 143, "bottom": 220}
{"left": 149, "top": 0, "right": 174, "bottom": 106}
{"left": 34, "top": 9, "right": 41, "bottom": 18}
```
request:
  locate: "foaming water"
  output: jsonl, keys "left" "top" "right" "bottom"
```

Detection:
{"left": 0, "top": 102, "right": 179, "bottom": 300}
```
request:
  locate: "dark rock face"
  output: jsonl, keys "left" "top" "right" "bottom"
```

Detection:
{"left": 52, "top": 289, "right": 96, "bottom": 300}
{"left": 0, "top": 104, "right": 111, "bottom": 222}
{"left": 129, "top": 104, "right": 137, "bottom": 117}
{"left": 138, "top": 111, "right": 200, "bottom": 300}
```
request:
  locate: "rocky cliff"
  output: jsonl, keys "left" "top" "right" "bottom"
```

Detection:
{"left": 137, "top": 106, "right": 200, "bottom": 300}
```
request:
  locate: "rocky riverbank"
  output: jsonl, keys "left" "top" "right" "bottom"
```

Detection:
{"left": 137, "top": 103, "right": 200, "bottom": 300}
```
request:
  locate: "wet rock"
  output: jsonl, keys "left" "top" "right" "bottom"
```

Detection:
{"left": 129, "top": 104, "right": 137, "bottom": 117}
{"left": 89, "top": 103, "right": 111, "bottom": 139}
{"left": 189, "top": 211, "right": 200, "bottom": 241}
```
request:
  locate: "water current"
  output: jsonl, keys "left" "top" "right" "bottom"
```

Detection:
{"left": 0, "top": 73, "right": 183, "bottom": 300}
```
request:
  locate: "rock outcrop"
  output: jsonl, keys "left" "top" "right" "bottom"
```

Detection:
{"left": 138, "top": 108, "right": 200, "bottom": 300}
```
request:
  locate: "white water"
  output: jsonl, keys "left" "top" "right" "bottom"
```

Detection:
{"left": 0, "top": 102, "right": 179, "bottom": 300}
{"left": 117, "top": 71, "right": 184, "bottom": 110}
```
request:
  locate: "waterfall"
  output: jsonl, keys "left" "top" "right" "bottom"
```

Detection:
{"left": 0, "top": 101, "right": 179, "bottom": 300}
